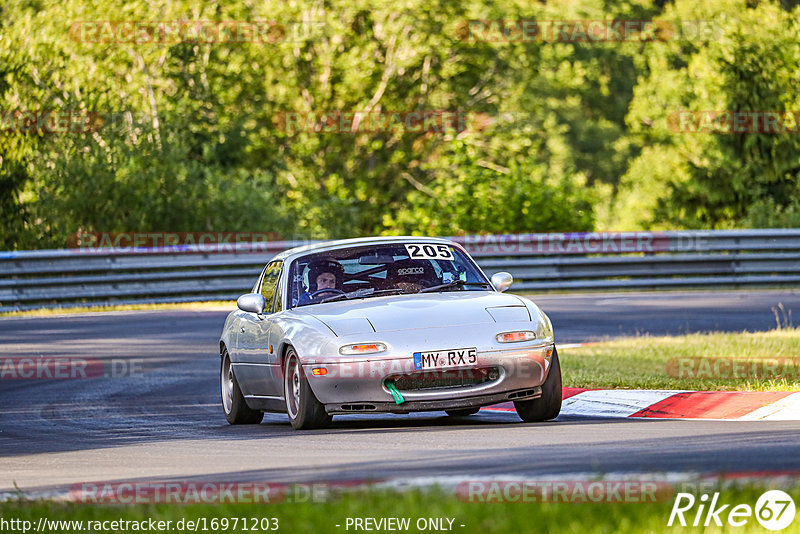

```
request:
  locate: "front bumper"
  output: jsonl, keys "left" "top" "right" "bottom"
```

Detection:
{"left": 325, "top": 386, "right": 542, "bottom": 414}
{"left": 303, "top": 343, "right": 554, "bottom": 411}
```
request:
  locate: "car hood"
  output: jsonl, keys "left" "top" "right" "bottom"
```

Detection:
{"left": 299, "top": 292, "right": 531, "bottom": 335}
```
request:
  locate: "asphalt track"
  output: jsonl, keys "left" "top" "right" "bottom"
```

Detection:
{"left": 1, "top": 289, "right": 799, "bottom": 496}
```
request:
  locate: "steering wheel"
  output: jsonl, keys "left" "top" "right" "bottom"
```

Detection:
{"left": 310, "top": 288, "right": 345, "bottom": 299}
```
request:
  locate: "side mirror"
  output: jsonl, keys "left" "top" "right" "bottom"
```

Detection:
{"left": 237, "top": 293, "right": 267, "bottom": 314}
{"left": 491, "top": 272, "right": 514, "bottom": 293}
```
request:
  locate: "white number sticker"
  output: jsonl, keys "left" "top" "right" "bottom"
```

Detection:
{"left": 404, "top": 244, "right": 454, "bottom": 260}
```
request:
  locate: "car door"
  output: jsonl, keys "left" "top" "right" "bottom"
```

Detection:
{"left": 263, "top": 269, "right": 288, "bottom": 397}
{"left": 226, "top": 264, "right": 266, "bottom": 367}
{"left": 234, "top": 261, "right": 282, "bottom": 398}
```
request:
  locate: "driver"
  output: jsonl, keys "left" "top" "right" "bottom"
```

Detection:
{"left": 297, "top": 259, "right": 344, "bottom": 305}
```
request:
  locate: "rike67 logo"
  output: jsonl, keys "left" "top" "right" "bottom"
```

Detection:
{"left": 668, "top": 490, "right": 796, "bottom": 530}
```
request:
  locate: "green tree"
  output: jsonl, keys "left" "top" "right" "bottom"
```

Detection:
{"left": 616, "top": 0, "right": 800, "bottom": 229}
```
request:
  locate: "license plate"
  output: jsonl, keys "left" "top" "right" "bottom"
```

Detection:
{"left": 413, "top": 348, "right": 477, "bottom": 370}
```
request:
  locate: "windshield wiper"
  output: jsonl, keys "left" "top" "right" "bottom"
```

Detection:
{"left": 418, "top": 280, "right": 492, "bottom": 293}
{"left": 321, "top": 283, "right": 465, "bottom": 303}
{"left": 318, "top": 293, "right": 350, "bottom": 304}
{"left": 353, "top": 288, "right": 406, "bottom": 298}
{"left": 318, "top": 288, "right": 405, "bottom": 304}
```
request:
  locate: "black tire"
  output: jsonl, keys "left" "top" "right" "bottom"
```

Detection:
{"left": 514, "top": 348, "right": 562, "bottom": 422}
{"left": 445, "top": 408, "right": 481, "bottom": 417}
{"left": 221, "top": 349, "right": 264, "bottom": 425}
{"left": 284, "top": 347, "right": 332, "bottom": 430}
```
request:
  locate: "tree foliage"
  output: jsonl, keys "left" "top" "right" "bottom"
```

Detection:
{"left": 1, "top": 0, "right": 798, "bottom": 250}
{"left": 617, "top": 0, "right": 800, "bottom": 229}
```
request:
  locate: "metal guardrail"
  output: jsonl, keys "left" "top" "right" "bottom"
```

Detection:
{"left": 1, "top": 229, "right": 799, "bottom": 311}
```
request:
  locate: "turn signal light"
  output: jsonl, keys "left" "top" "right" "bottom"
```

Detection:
{"left": 312, "top": 368, "right": 328, "bottom": 376}
{"left": 339, "top": 342, "right": 387, "bottom": 355}
{"left": 496, "top": 331, "right": 536, "bottom": 343}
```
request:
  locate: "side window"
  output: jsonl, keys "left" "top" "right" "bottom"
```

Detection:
{"left": 252, "top": 265, "right": 268, "bottom": 294}
{"left": 272, "top": 269, "right": 284, "bottom": 313}
{"left": 260, "top": 261, "right": 283, "bottom": 312}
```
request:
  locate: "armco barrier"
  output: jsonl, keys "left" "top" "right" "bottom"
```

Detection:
{"left": 1, "top": 229, "right": 799, "bottom": 312}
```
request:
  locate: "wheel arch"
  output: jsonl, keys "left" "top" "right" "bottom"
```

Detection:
{"left": 277, "top": 341, "right": 295, "bottom": 377}
{"left": 219, "top": 342, "right": 238, "bottom": 381}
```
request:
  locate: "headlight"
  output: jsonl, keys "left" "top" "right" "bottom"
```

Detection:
{"left": 339, "top": 343, "right": 387, "bottom": 355}
{"left": 495, "top": 331, "right": 536, "bottom": 343}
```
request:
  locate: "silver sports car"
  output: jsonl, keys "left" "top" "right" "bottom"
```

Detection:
{"left": 219, "top": 236, "right": 561, "bottom": 429}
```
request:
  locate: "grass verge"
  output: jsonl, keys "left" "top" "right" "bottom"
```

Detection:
{"left": 560, "top": 328, "right": 800, "bottom": 391}
{"left": 0, "top": 301, "right": 234, "bottom": 318}
{"left": 2, "top": 485, "right": 799, "bottom": 534}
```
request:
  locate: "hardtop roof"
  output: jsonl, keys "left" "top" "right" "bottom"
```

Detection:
{"left": 271, "top": 236, "right": 459, "bottom": 263}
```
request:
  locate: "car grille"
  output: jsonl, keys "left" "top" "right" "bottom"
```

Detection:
{"left": 389, "top": 367, "right": 498, "bottom": 392}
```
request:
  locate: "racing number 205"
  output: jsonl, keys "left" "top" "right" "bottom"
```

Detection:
{"left": 406, "top": 244, "right": 454, "bottom": 260}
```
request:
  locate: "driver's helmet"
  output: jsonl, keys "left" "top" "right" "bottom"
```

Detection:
{"left": 306, "top": 258, "right": 344, "bottom": 292}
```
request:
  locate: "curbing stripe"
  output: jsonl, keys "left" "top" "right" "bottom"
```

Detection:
{"left": 481, "top": 388, "right": 800, "bottom": 420}
{"left": 562, "top": 389, "right": 681, "bottom": 418}
{"left": 561, "top": 387, "right": 592, "bottom": 400}
{"left": 738, "top": 392, "right": 800, "bottom": 421}
{"left": 630, "top": 391, "right": 794, "bottom": 420}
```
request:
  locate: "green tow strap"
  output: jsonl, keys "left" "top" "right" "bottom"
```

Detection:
{"left": 385, "top": 380, "right": 405, "bottom": 404}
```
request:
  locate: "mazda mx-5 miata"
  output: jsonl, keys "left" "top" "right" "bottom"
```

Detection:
{"left": 219, "top": 236, "right": 561, "bottom": 429}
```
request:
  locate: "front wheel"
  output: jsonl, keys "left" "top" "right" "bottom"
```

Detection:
{"left": 284, "top": 347, "right": 332, "bottom": 430}
{"left": 221, "top": 349, "right": 263, "bottom": 425}
{"left": 514, "top": 348, "right": 562, "bottom": 422}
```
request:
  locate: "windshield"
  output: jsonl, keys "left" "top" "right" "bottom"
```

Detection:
{"left": 287, "top": 243, "right": 491, "bottom": 309}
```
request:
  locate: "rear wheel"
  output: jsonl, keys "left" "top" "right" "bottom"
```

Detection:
{"left": 284, "top": 347, "right": 332, "bottom": 430}
{"left": 445, "top": 408, "right": 481, "bottom": 417}
{"left": 221, "top": 349, "right": 263, "bottom": 425}
{"left": 514, "top": 349, "right": 562, "bottom": 422}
